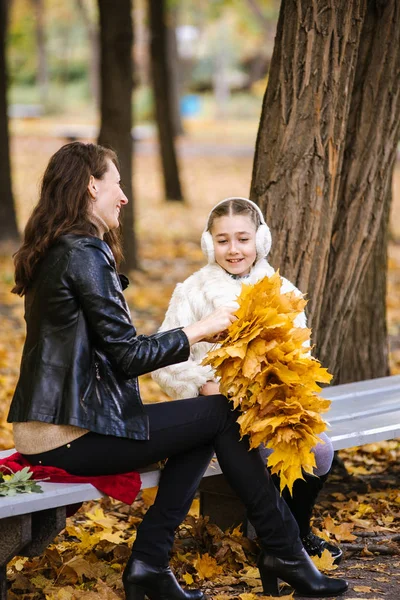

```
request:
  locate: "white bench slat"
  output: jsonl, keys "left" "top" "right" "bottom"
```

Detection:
{"left": 0, "top": 482, "right": 103, "bottom": 519}
{"left": 330, "top": 423, "right": 400, "bottom": 451}
{"left": 0, "top": 453, "right": 222, "bottom": 519}
{"left": 324, "top": 375, "right": 400, "bottom": 422}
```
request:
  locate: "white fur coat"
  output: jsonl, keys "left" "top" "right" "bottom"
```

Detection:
{"left": 152, "top": 259, "right": 308, "bottom": 399}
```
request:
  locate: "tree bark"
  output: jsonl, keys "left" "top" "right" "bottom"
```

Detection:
{"left": 318, "top": 0, "right": 400, "bottom": 375}
{"left": 167, "top": 6, "right": 184, "bottom": 137}
{"left": 337, "top": 179, "right": 391, "bottom": 383}
{"left": 97, "top": 0, "right": 137, "bottom": 270}
{"left": 148, "top": 0, "right": 183, "bottom": 201}
{"left": 250, "top": 0, "right": 400, "bottom": 379}
{"left": 0, "top": 0, "right": 19, "bottom": 244}
{"left": 251, "top": 0, "right": 367, "bottom": 322}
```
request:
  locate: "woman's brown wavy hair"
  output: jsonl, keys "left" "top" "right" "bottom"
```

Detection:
{"left": 12, "top": 142, "right": 124, "bottom": 296}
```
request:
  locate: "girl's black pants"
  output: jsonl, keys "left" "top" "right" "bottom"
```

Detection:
{"left": 25, "top": 394, "right": 302, "bottom": 566}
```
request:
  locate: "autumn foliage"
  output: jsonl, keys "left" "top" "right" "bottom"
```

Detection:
{"left": 203, "top": 272, "right": 332, "bottom": 494}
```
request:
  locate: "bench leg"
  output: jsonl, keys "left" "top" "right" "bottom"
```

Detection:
{"left": 0, "top": 515, "right": 32, "bottom": 600}
{"left": 199, "top": 474, "right": 256, "bottom": 538}
{"left": 0, "top": 514, "right": 32, "bottom": 567}
{"left": 0, "top": 507, "right": 67, "bottom": 597}
{"left": 20, "top": 507, "right": 66, "bottom": 557}
{"left": 0, "top": 565, "right": 6, "bottom": 600}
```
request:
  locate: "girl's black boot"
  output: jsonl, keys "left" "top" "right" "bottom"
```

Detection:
{"left": 271, "top": 471, "right": 343, "bottom": 564}
{"left": 258, "top": 548, "right": 348, "bottom": 598}
{"left": 122, "top": 557, "right": 205, "bottom": 600}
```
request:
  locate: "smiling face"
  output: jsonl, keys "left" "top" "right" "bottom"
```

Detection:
{"left": 89, "top": 159, "right": 128, "bottom": 231}
{"left": 211, "top": 214, "right": 257, "bottom": 276}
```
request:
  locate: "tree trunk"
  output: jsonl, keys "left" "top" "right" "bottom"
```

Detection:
{"left": 97, "top": 0, "right": 137, "bottom": 270}
{"left": 318, "top": 0, "right": 400, "bottom": 376}
{"left": 250, "top": 0, "right": 400, "bottom": 379}
{"left": 76, "top": 0, "right": 100, "bottom": 109}
{"left": 337, "top": 179, "right": 391, "bottom": 383}
{"left": 148, "top": 0, "right": 183, "bottom": 201}
{"left": 31, "top": 0, "right": 48, "bottom": 107}
{"left": 0, "top": 0, "right": 19, "bottom": 244}
{"left": 251, "top": 0, "right": 367, "bottom": 321}
{"left": 167, "top": 6, "right": 184, "bottom": 137}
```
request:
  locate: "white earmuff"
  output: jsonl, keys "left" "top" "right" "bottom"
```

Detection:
{"left": 201, "top": 230, "right": 215, "bottom": 263}
{"left": 201, "top": 197, "right": 272, "bottom": 264}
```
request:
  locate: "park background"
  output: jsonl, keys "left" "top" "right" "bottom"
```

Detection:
{"left": 1, "top": 0, "right": 400, "bottom": 598}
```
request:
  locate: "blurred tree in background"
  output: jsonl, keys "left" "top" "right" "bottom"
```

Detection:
{"left": 149, "top": 0, "right": 183, "bottom": 201}
{"left": 0, "top": 0, "right": 19, "bottom": 245}
{"left": 97, "top": 0, "right": 137, "bottom": 269}
{"left": 31, "top": 0, "right": 48, "bottom": 106}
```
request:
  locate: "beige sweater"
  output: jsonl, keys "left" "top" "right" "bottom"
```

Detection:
{"left": 13, "top": 422, "right": 89, "bottom": 455}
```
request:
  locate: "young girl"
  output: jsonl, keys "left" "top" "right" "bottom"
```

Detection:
{"left": 152, "top": 197, "right": 342, "bottom": 563}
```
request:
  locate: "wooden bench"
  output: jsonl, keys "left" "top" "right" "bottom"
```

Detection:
{"left": 0, "top": 452, "right": 221, "bottom": 600}
{"left": 1, "top": 374, "right": 400, "bottom": 599}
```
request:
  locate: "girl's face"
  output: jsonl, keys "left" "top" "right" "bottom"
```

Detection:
{"left": 211, "top": 214, "right": 257, "bottom": 277}
{"left": 89, "top": 159, "right": 128, "bottom": 230}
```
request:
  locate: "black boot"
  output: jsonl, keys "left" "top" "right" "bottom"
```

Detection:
{"left": 122, "top": 557, "right": 205, "bottom": 600}
{"left": 258, "top": 549, "right": 348, "bottom": 598}
{"left": 273, "top": 472, "right": 343, "bottom": 564}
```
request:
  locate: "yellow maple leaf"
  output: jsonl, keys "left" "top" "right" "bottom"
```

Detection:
{"left": 62, "top": 555, "right": 97, "bottom": 580}
{"left": 182, "top": 572, "right": 194, "bottom": 585}
{"left": 194, "top": 553, "right": 223, "bottom": 580}
{"left": 65, "top": 525, "right": 101, "bottom": 551}
{"left": 141, "top": 486, "right": 158, "bottom": 507}
{"left": 99, "top": 529, "right": 126, "bottom": 544}
{"left": 203, "top": 272, "right": 332, "bottom": 494}
{"left": 322, "top": 515, "right": 357, "bottom": 541}
{"left": 189, "top": 497, "right": 200, "bottom": 517}
{"left": 84, "top": 506, "right": 119, "bottom": 529}
{"left": 311, "top": 549, "right": 338, "bottom": 571}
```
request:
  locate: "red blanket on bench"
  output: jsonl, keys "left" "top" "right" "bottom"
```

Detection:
{"left": 0, "top": 452, "right": 141, "bottom": 504}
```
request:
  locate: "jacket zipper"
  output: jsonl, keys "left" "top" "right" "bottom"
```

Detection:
{"left": 95, "top": 361, "right": 101, "bottom": 380}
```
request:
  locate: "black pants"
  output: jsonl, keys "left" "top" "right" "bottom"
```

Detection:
{"left": 26, "top": 395, "right": 301, "bottom": 565}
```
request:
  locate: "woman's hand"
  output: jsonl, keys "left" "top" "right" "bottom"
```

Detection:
{"left": 183, "top": 306, "right": 236, "bottom": 346}
{"left": 199, "top": 381, "right": 221, "bottom": 396}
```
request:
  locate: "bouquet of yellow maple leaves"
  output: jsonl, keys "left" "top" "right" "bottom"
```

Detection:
{"left": 203, "top": 272, "right": 332, "bottom": 495}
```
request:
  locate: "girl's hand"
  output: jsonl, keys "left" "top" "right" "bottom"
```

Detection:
{"left": 199, "top": 381, "right": 221, "bottom": 396}
{"left": 183, "top": 306, "right": 236, "bottom": 346}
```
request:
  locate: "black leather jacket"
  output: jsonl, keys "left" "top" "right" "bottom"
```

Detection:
{"left": 8, "top": 235, "right": 190, "bottom": 440}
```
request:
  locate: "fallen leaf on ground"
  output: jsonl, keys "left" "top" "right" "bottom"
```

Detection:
{"left": 194, "top": 553, "right": 223, "bottom": 580}
{"left": 311, "top": 549, "right": 338, "bottom": 571}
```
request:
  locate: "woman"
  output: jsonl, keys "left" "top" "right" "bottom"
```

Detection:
{"left": 152, "top": 197, "right": 341, "bottom": 564}
{"left": 8, "top": 142, "right": 347, "bottom": 599}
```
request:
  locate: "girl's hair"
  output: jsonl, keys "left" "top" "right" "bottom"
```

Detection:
{"left": 207, "top": 198, "right": 261, "bottom": 232}
{"left": 12, "top": 142, "right": 124, "bottom": 296}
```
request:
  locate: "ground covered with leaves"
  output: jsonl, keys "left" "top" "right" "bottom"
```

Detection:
{"left": 5, "top": 445, "right": 400, "bottom": 600}
{"left": 1, "top": 120, "right": 400, "bottom": 598}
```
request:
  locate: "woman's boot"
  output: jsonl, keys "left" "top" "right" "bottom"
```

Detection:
{"left": 258, "top": 548, "right": 348, "bottom": 597}
{"left": 122, "top": 557, "right": 204, "bottom": 600}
